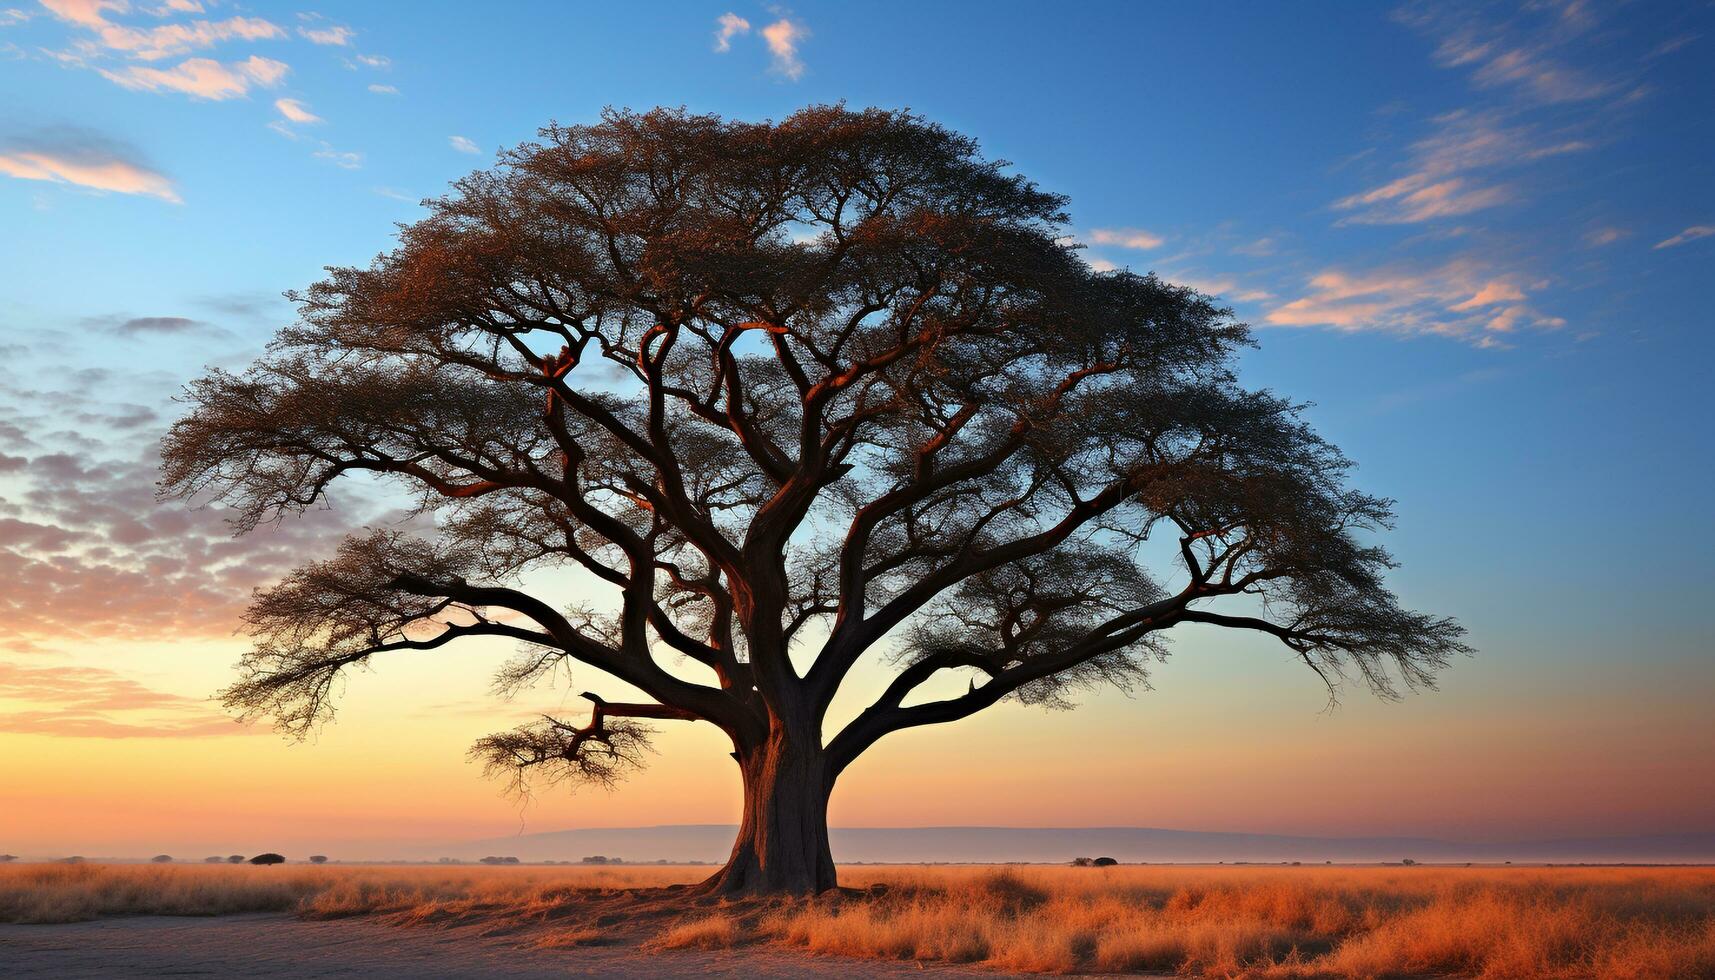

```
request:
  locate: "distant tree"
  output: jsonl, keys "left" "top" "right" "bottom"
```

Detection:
{"left": 1070, "top": 857, "right": 1094, "bottom": 867}
{"left": 163, "top": 106, "right": 1467, "bottom": 896}
{"left": 309, "top": 855, "right": 329, "bottom": 864}
{"left": 1092, "top": 857, "right": 1119, "bottom": 867}
{"left": 60, "top": 856, "right": 84, "bottom": 864}
{"left": 226, "top": 855, "right": 246, "bottom": 864}
{"left": 479, "top": 856, "right": 520, "bottom": 865}
{"left": 438, "top": 857, "right": 459, "bottom": 864}
{"left": 581, "top": 855, "right": 610, "bottom": 865}
{"left": 1401, "top": 858, "right": 1418, "bottom": 866}
{"left": 150, "top": 854, "right": 173, "bottom": 863}
{"left": 0, "top": 854, "right": 16, "bottom": 863}
{"left": 204, "top": 856, "right": 223, "bottom": 863}
{"left": 249, "top": 853, "right": 286, "bottom": 865}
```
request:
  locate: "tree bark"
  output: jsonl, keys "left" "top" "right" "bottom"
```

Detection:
{"left": 699, "top": 725, "right": 837, "bottom": 896}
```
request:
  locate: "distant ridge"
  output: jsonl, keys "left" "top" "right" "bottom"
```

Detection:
{"left": 430, "top": 825, "right": 1715, "bottom": 865}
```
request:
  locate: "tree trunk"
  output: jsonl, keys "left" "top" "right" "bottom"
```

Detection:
{"left": 699, "top": 726, "right": 837, "bottom": 896}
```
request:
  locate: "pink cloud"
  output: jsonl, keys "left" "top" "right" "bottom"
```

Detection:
{"left": 1263, "top": 261, "right": 1562, "bottom": 345}
{"left": 712, "top": 12, "right": 749, "bottom": 52}
{"left": 99, "top": 54, "right": 287, "bottom": 99}
{"left": 1653, "top": 226, "right": 1713, "bottom": 250}
{"left": 0, "top": 147, "right": 179, "bottom": 202}
{"left": 761, "top": 18, "right": 807, "bottom": 80}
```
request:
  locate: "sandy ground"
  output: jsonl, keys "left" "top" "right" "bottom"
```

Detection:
{"left": 0, "top": 913, "right": 1012, "bottom": 978}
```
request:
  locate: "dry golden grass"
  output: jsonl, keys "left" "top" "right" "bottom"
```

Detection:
{"left": 4, "top": 862, "right": 1714, "bottom": 977}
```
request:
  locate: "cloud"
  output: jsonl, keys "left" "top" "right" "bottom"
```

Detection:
{"left": 1653, "top": 226, "right": 1713, "bottom": 250}
{"left": 1403, "top": 5, "right": 1616, "bottom": 105}
{"left": 448, "top": 135, "right": 479, "bottom": 154}
{"left": 1171, "top": 276, "right": 1272, "bottom": 303}
{"left": 349, "top": 53, "right": 389, "bottom": 69}
{"left": 99, "top": 54, "right": 288, "bottom": 99}
{"left": 1232, "top": 237, "right": 1278, "bottom": 257}
{"left": 108, "top": 315, "right": 208, "bottom": 335}
{"left": 1088, "top": 227, "right": 1165, "bottom": 250}
{"left": 1582, "top": 227, "right": 1625, "bottom": 247}
{"left": 312, "top": 143, "right": 361, "bottom": 169}
{"left": 760, "top": 18, "right": 807, "bottom": 80}
{"left": 712, "top": 11, "right": 749, "bottom": 52}
{"left": 0, "top": 661, "right": 260, "bottom": 738}
{"left": 1263, "top": 260, "right": 1564, "bottom": 345}
{"left": 0, "top": 129, "right": 179, "bottom": 202}
{"left": 0, "top": 425, "right": 382, "bottom": 652}
{"left": 273, "top": 97, "right": 321, "bottom": 124}
{"left": 40, "top": 0, "right": 285, "bottom": 61}
{"left": 297, "top": 23, "right": 352, "bottom": 46}
{"left": 367, "top": 83, "right": 397, "bottom": 94}
{"left": 1334, "top": 110, "right": 1590, "bottom": 224}
{"left": 1447, "top": 280, "right": 1525, "bottom": 311}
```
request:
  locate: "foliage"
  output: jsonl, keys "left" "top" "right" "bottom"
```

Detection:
{"left": 159, "top": 108, "right": 1466, "bottom": 887}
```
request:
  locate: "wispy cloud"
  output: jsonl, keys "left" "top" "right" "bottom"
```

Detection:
{"left": 100, "top": 54, "right": 287, "bottom": 99}
{"left": 297, "top": 23, "right": 353, "bottom": 46}
{"left": 1334, "top": 110, "right": 1590, "bottom": 224}
{"left": 1582, "top": 227, "right": 1626, "bottom": 248}
{"left": 273, "top": 97, "right": 320, "bottom": 124}
{"left": 760, "top": 18, "right": 808, "bottom": 80}
{"left": 0, "top": 128, "right": 179, "bottom": 202}
{"left": 367, "top": 82, "right": 397, "bottom": 94}
{"left": 1653, "top": 226, "right": 1713, "bottom": 250}
{"left": 1399, "top": 2, "right": 1616, "bottom": 105}
{"left": 40, "top": 0, "right": 285, "bottom": 61}
{"left": 712, "top": 11, "right": 749, "bottom": 52}
{"left": 1171, "top": 276, "right": 1272, "bottom": 303}
{"left": 312, "top": 143, "right": 361, "bottom": 169}
{"left": 1088, "top": 227, "right": 1165, "bottom": 250}
{"left": 0, "top": 661, "right": 259, "bottom": 738}
{"left": 108, "top": 315, "right": 215, "bottom": 335}
{"left": 448, "top": 134, "right": 479, "bottom": 154}
{"left": 1264, "top": 259, "right": 1564, "bottom": 346}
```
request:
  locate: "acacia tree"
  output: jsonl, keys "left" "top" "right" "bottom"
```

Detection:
{"left": 162, "top": 107, "right": 1466, "bottom": 896}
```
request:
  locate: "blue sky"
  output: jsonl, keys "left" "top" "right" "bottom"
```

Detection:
{"left": 0, "top": 1, "right": 1711, "bottom": 850}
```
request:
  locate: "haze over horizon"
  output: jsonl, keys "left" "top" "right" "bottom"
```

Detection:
{"left": 2, "top": 0, "right": 1711, "bottom": 858}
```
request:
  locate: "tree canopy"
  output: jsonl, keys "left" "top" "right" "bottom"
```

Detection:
{"left": 161, "top": 106, "right": 1466, "bottom": 894}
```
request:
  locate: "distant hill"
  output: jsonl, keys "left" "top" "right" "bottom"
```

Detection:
{"left": 426, "top": 825, "right": 1715, "bottom": 865}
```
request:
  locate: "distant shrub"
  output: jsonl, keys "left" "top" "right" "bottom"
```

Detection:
{"left": 249, "top": 853, "right": 286, "bottom": 866}
{"left": 0, "top": 855, "right": 16, "bottom": 863}
{"left": 1092, "top": 857, "right": 1119, "bottom": 867}
{"left": 60, "top": 856, "right": 84, "bottom": 864}
{"left": 479, "top": 856, "right": 520, "bottom": 865}
{"left": 581, "top": 855, "right": 610, "bottom": 864}
{"left": 1401, "top": 858, "right": 1418, "bottom": 866}
{"left": 1070, "top": 857, "right": 1094, "bottom": 867}
{"left": 150, "top": 855, "right": 173, "bottom": 863}
{"left": 308, "top": 855, "right": 328, "bottom": 864}
{"left": 226, "top": 855, "right": 245, "bottom": 864}
{"left": 205, "top": 856, "right": 224, "bottom": 863}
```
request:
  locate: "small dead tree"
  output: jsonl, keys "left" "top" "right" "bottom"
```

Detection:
{"left": 162, "top": 106, "right": 1466, "bottom": 896}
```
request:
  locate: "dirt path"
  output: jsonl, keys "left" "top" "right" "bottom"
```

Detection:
{"left": 0, "top": 913, "right": 1013, "bottom": 978}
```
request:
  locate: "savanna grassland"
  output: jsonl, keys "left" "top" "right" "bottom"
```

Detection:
{"left": 3, "top": 862, "right": 1713, "bottom": 978}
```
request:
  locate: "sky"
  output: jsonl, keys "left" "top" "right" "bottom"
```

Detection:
{"left": 0, "top": 0, "right": 1711, "bottom": 860}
